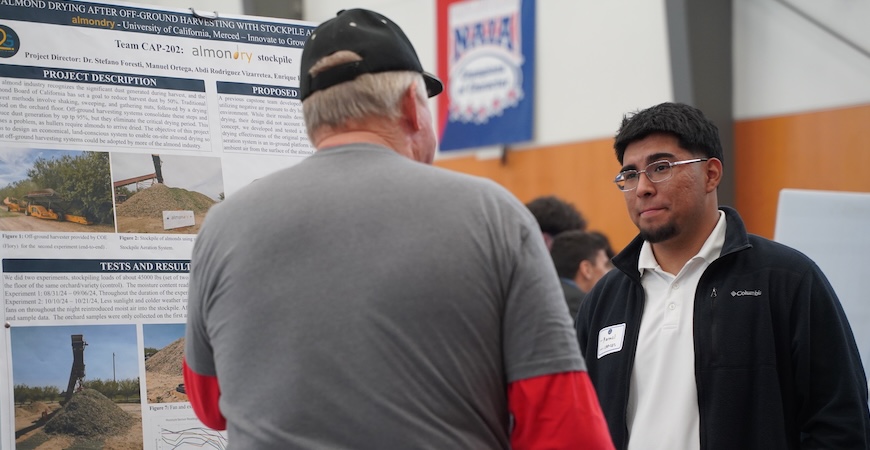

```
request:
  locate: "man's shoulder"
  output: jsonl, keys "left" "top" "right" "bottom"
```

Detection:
{"left": 330, "top": 143, "right": 509, "bottom": 192}
{"left": 560, "top": 279, "right": 585, "bottom": 300}
{"left": 740, "top": 233, "right": 819, "bottom": 272}
{"left": 582, "top": 269, "right": 634, "bottom": 312}
{"left": 575, "top": 269, "right": 635, "bottom": 351}
{"left": 421, "top": 162, "right": 507, "bottom": 191}
{"left": 407, "top": 164, "right": 532, "bottom": 214}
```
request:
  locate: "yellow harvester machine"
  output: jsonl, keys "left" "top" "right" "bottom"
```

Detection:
{"left": 3, "top": 197, "right": 24, "bottom": 212}
{"left": 23, "top": 189, "right": 91, "bottom": 224}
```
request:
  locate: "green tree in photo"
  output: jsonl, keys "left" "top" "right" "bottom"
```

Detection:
{"left": 27, "top": 152, "right": 114, "bottom": 224}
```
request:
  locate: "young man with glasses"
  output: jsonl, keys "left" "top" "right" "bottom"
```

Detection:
{"left": 575, "top": 102, "right": 870, "bottom": 450}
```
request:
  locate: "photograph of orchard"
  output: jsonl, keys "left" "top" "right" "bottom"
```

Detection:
{"left": 10, "top": 325, "right": 143, "bottom": 449}
{"left": 0, "top": 148, "right": 115, "bottom": 233}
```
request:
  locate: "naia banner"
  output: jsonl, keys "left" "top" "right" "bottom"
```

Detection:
{"left": 436, "top": 0, "right": 535, "bottom": 151}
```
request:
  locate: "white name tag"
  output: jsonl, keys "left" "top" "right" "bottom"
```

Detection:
{"left": 597, "top": 323, "right": 626, "bottom": 359}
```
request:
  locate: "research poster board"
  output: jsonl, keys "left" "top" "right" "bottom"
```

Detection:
{"left": 0, "top": 1, "right": 315, "bottom": 447}
{"left": 774, "top": 189, "right": 870, "bottom": 392}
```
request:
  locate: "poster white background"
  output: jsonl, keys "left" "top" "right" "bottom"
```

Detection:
{"left": 774, "top": 189, "right": 870, "bottom": 388}
{"left": 0, "top": 1, "right": 316, "bottom": 447}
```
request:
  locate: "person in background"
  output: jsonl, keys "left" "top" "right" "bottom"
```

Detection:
{"left": 550, "top": 230, "right": 614, "bottom": 320}
{"left": 587, "top": 230, "right": 616, "bottom": 259}
{"left": 575, "top": 102, "right": 870, "bottom": 449}
{"left": 525, "top": 195, "right": 586, "bottom": 249}
{"left": 184, "top": 9, "right": 613, "bottom": 450}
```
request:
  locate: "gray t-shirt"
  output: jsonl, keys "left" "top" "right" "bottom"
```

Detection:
{"left": 185, "top": 144, "right": 584, "bottom": 449}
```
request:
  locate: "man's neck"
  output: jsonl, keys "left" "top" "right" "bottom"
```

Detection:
{"left": 314, "top": 124, "right": 418, "bottom": 161}
{"left": 650, "top": 210, "right": 720, "bottom": 275}
{"left": 316, "top": 131, "right": 393, "bottom": 151}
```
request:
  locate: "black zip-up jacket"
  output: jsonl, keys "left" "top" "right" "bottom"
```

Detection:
{"left": 576, "top": 207, "right": 870, "bottom": 449}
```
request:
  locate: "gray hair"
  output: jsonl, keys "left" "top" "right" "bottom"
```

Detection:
{"left": 302, "top": 51, "right": 426, "bottom": 139}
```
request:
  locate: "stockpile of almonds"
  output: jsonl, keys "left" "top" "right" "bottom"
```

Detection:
{"left": 145, "top": 338, "right": 184, "bottom": 377}
{"left": 44, "top": 389, "right": 133, "bottom": 437}
{"left": 116, "top": 184, "right": 215, "bottom": 217}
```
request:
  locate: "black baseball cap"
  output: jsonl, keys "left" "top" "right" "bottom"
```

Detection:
{"left": 299, "top": 9, "right": 443, "bottom": 101}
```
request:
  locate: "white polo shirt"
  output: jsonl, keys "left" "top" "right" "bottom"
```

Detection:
{"left": 626, "top": 211, "right": 726, "bottom": 450}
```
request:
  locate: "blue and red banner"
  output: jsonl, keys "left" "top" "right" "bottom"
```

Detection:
{"left": 436, "top": 0, "right": 535, "bottom": 151}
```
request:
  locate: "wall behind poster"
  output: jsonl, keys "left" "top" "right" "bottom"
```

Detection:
{"left": 0, "top": 1, "right": 315, "bottom": 447}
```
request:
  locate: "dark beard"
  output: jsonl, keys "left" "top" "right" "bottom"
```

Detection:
{"left": 640, "top": 223, "right": 678, "bottom": 244}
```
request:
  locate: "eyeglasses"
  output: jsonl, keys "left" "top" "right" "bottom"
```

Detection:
{"left": 614, "top": 158, "right": 708, "bottom": 191}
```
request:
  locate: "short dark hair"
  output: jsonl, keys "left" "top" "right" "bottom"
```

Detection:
{"left": 586, "top": 230, "right": 616, "bottom": 259}
{"left": 613, "top": 102, "right": 723, "bottom": 165}
{"left": 550, "top": 231, "right": 610, "bottom": 279}
{"left": 525, "top": 196, "right": 586, "bottom": 236}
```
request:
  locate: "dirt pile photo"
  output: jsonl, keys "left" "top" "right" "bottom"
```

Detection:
{"left": 145, "top": 337, "right": 184, "bottom": 376}
{"left": 20, "top": 401, "right": 49, "bottom": 415}
{"left": 116, "top": 184, "right": 215, "bottom": 233}
{"left": 146, "top": 337, "right": 188, "bottom": 403}
{"left": 44, "top": 389, "right": 133, "bottom": 437}
{"left": 117, "top": 184, "right": 214, "bottom": 217}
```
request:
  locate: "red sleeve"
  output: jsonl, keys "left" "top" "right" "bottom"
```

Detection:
{"left": 508, "top": 371, "right": 614, "bottom": 450}
{"left": 183, "top": 358, "right": 227, "bottom": 430}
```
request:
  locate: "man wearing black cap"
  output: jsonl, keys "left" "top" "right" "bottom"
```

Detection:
{"left": 184, "top": 8, "right": 613, "bottom": 450}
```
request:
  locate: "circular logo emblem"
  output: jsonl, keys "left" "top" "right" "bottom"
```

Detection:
{"left": 0, "top": 25, "right": 21, "bottom": 58}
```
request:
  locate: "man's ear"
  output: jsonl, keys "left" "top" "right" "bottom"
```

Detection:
{"left": 705, "top": 157, "right": 723, "bottom": 193}
{"left": 578, "top": 260, "right": 593, "bottom": 281}
{"left": 400, "top": 82, "right": 422, "bottom": 131}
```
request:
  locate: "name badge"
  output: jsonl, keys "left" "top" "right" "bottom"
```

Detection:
{"left": 597, "top": 323, "right": 626, "bottom": 359}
